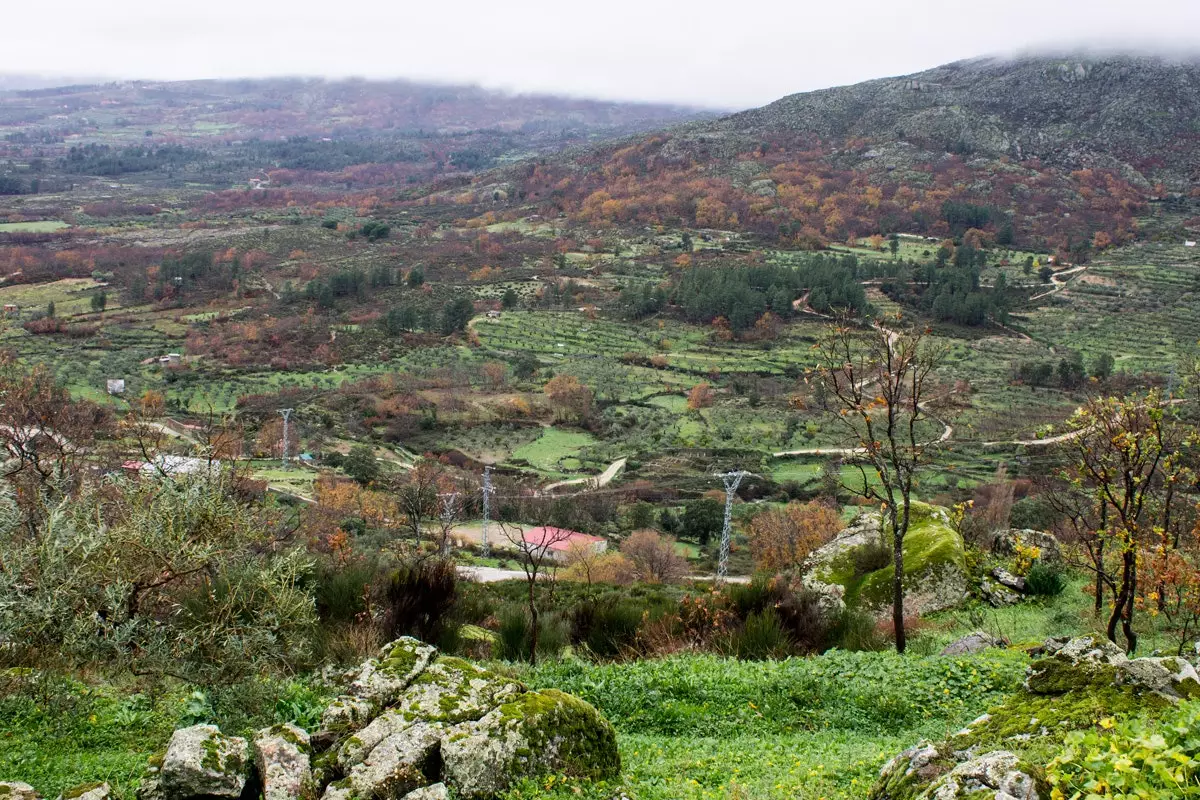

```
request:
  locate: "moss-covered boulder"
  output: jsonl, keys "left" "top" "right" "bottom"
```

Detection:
{"left": 807, "top": 504, "right": 968, "bottom": 618}
{"left": 441, "top": 689, "right": 620, "bottom": 799}
{"left": 1027, "top": 635, "right": 1200, "bottom": 699}
{"left": 871, "top": 746, "right": 1045, "bottom": 800}
{"left": 870, "top": 635, "right": 1200, "bottom": 799}
{"left": 160, "top": 725, "right": 250, "bottom": 800}
{"left": 254, "top": 724, "right": 311, "bottom": 800}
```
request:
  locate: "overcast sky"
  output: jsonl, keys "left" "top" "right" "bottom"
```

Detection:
{"left": 5, "top": 0, "right": 1200, "bottom": 108}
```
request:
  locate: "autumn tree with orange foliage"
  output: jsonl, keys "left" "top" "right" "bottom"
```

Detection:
{"left": 543, "top": 374, "right": 593, "bottom": 422}
{"left": 748, "top": 500, "right": 843, "bottom": 573}
{"left": 687, "top": 382, "right": 714, "bottom": 411}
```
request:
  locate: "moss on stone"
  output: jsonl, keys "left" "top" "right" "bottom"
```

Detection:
{"left": 267, "top": 723, "right": 310, "bottom": 754}
{"left": 61, "top": 783, "right": 104, "bottom": 800}
{"left": 817, "top": 504, "right": 965, "bottom": 608}
{"left": 493, "top": 689, "right": 620, "bottom": 780}
{"left": 1026, "top": 657, "right": 1120, "bottom": 695}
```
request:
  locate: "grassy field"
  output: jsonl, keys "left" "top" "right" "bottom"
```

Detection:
{"left": 0, "top": 220, "right": 70, "bottom": 232}
{"left": 510, "top": 427, "right": 598, "bottom": 475}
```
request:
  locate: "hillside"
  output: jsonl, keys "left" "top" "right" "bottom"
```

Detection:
{"left": 0, "top": 77, "right": 713, "bottom": 192}
{"left": 715, "top": 54, "right": 1200, "bottom": 187}
{"left": 503, "top": 54, "right": 1200, "bottom": 254}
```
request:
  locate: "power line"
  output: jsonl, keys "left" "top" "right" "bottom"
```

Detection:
{"left": 279, "top": 408, "right": 293, "bottom": 469}
{"left": 717, "top": 470, "right": 750, "bottom": 582}
{"left": 439, "top": 491, "right": 459, "bottom": 556}
{"left": 481, "top": 465, "right": 494, "bottom": 558}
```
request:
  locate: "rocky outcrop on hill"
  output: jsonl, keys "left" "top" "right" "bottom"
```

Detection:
{"left": 3, "top": 638, "right": 620, "bottom": 800}
{"left": 708, "top": 54, "right": 1200, "bottom": 189}
{"left": 869, "top": 634, "right": 1200, "bottom": 799}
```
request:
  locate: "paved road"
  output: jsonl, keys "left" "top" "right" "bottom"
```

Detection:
{"left": 456, "top": 565, "right": 750, "bottom": 584}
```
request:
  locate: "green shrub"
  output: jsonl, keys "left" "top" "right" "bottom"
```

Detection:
{"left": 1025, "top": 562, "right": 1067, "bottom": 597}
{"left": 495, "top": 606, "right": 569, "bottom": 662}
{"left": 1047, "top": 699, "right": 1200, "bottom": 798}
{"left": 1009, "top": 497, "right": 1057, "bottom": 531}
{"left": 496, "top": 605, "right": 529, "bottom": 661}
{"left": 312, "top": 559, "right": 376, "bottom": 623}
{"left": 383, "top": 557, "right": 457, "bottom": 643}
{"left": 729, "top": 609, "right": 792, "bottom": 660}
{"left": 851, "top": 541, "right": 892, "bottom": 578}
{"left": 726, "top": 577, "right": 775, "bottom": 618}
{"left": 570, "top": 599, "right": 644, "bottom": 658}
{"left": 828, "top": 606, "right": 887, "bottom": 652}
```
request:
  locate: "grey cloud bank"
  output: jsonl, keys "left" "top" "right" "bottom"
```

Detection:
{"left": 4, "top": 0, "right": 1200, "bottom": 107}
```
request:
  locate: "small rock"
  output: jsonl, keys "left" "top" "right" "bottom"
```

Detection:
{"left": 926, "top": 750, "right": 1044, "bottom": 799}
{"left": 990, "top": 529, "right": 1062, "bottom": 565}
{"left": 254, "top": 724, "right": 311, "bottom": 800}
{"left": 991, "top": 568, "right": 1026, "bottom": 593}
{"left": 314, "top": 695, "right": 378, "bottom": 750}
{"left": 56, "top": 784, "right": 110, "bottom": 800}
{"left": 160, "top": 725, "right": 250, "bottom": 800}
{"left": 941, "top": 632, "right": 1006, "bottom": 656}
{"left": 397, "top": 657, "right": 522, "bottom": 724}
{"left": 0, "top": 783, "right": 39, "bottom": 800}
{"left": 401, "top": 784, "right": 448, "bottom": 800}
{"left": 979, "top": 579, "right": 1021, "bottom": 607}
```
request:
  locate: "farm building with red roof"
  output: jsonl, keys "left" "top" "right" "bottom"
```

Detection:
{"left": 521, "top": 526, "right": 607, "bottom": 561}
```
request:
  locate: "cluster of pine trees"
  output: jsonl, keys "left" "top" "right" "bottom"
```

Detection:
{"left": 673, "top": 255, "right": 868, "bottom": 330}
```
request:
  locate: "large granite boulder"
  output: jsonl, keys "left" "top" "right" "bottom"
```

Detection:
{"left": 331, "top": 722, "right": 443, "bottom": 800}
{"left": 160, "top": 725, "right": 250, "bottom": 800}
{"left": 441, "top": 689, "right": 621, "bottom": 799}
{"left": 805, "top": 504, "right": 968, "bottom": 618}
{"left": 990, "top": 529, "right": 1062, "bottom": 565}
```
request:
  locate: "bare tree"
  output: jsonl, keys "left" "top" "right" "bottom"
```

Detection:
{"left": 393, "top": 460, "right": 445, "bottom": 545}
{"left": 498, "top": 496, "right": 580, "bottom": 665}
{"left": 812, "top": 319, "right": 947, "bottom": 653}
{"left": 620, "top": 529, "right": 688, "bottom": 583}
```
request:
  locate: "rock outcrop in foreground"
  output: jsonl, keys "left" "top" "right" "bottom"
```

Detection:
{"left": 7, "top": 638, "right": 620, "bottom": 800}
{"left": 869, "top": 635, "right": 1200, "bottom": 799}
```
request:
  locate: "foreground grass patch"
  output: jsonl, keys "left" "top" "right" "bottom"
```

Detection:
{"left": 511, "top": 649, "right": 1029, "bottom": 799}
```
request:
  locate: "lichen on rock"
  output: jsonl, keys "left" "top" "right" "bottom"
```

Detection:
{"left": 441, "top": 689, "right": 620, "bottom": 798}
{"left": 350, "top": 637, "right": 438, "bottom": 707}
{"left": 159, "top": 725, "right": 250, "bottom": 800}
{"left": 254, "top": 723, "right": 312, "bottom": 800}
